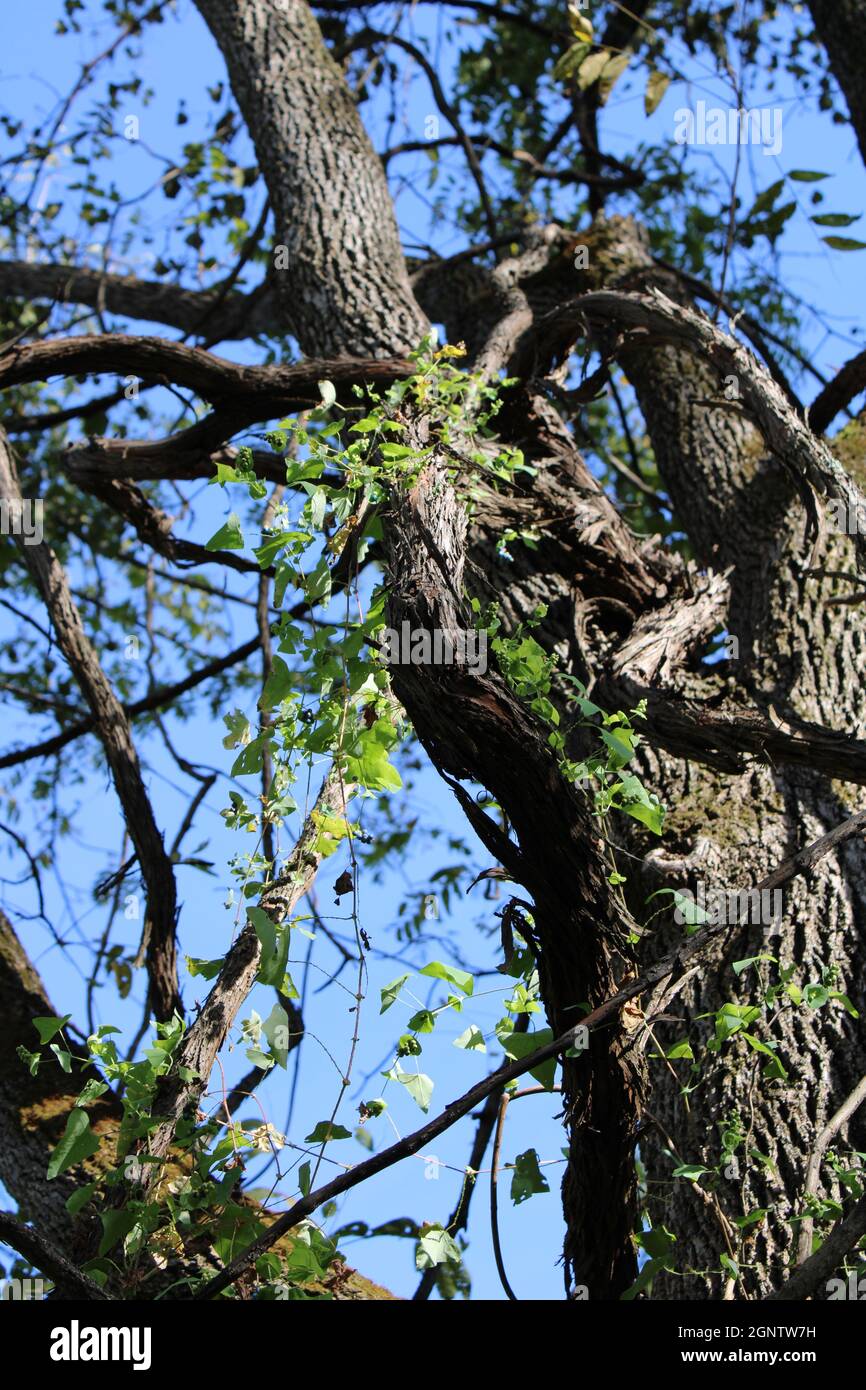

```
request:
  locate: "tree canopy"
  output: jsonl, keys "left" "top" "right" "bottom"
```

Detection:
{"left": 1, "top": 0, "right": 866, "bottom": 1309}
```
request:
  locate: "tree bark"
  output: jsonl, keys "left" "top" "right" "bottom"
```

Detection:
{"left": 193, "top": 0, "right": 428, "bottom": 356}
{"left": 808, "top": 0, "right": 866, "bottom": 167}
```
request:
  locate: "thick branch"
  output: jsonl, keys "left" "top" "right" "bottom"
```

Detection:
{"left": 0, "top": 333, "right": 412, "bottom": 415}
{"left": 535, "top": 285, "right": 866, "bottom": 571}
{"left": 0, "top": 907, "right": 122, "bottom": 1250}
{"left": 807, "top": 0, "right": 866, "bottom": 167}
{"left": 0, "top": 1210, "right": 109, "bottom": 1300}
{"left": 0, "top": 259, "right": 278, "bottom": 341}
{"left": 0, "top": 432, "right": 180, "bottom": 1021}
{"left": 809, "top": 348, "right": 866, "bottom": 435}
{"left": 767, "top": 1193, "right": 866, "bottom": 1300}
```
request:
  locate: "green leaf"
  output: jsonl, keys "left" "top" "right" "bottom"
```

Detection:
{"left": 222, "top": 709, "right": 250, "bottom": 750}
{"left": 309, "top": 810, "right": 352, "bottom": 857}
{"left": 380, "top": 973, "right": 409, "bottom": 1013}
{"left": 415, "top": 1226, "right": 461, "bottom": 1270}
{"left": 789, "top": 169, "right": 829, "bottom": 181}
{"left": 187, "top": 956, "right": 224, "bottom": 981}
{"left": 749, "top": 179, "right": 785, "bottom": 217}
{"left": 304, "top": 1121, "right": 353, "bottom": 1144}
{"left": 99, "top": 1208, "right": 140, "bottom": 1256}
{"left": 378, "top": 443, "right": 418, "bottom": 461}
{"left": 47, "top": 1109, "right": 100, "bottom": 1179}
{"left": 407, "top": 1009, "right": 437, "bottom": 1034}
{"left": 308, "top": 486, "right": 327, "bottom": 531}
{"left": 453, "top": 1025, "right": 487, "bottom": 1052}
{"left": 600, "top": 727, "right": 635, "bottom": 767}
{"left": 346, "top": 721, "right": 402, "bottom": 792}
{"left": 500, "top": 1028, "right": 556, "bottom": 1089}
{"left": 205, "top": 512, "right": 244, "bottom": 551}
{"left": 829, "top": 991, "right": 859, "bottom": 1018}
{"left": 231, "top": 734, "right": 266, "bottom": 777}
{"left": 259, "top": 656, "right": 294, "bottom": 711}
{"left": 254, "top": 530, "right": 298, "bottom": 568}
{"left": 385, "top": 1063, "right": 434, "bottom": 1113}
{"left": 419, "top": 960, "right": 474, "bottom": 996}
{"left": 263, "top": 1001, "right": 291, "bottom": 1068}
{"left": 811, "top": 212, "right": 861, "bottom": 227}
{"left": 303, "top": 554, "right": 332, "bottom": 605}
{"left": 732, "top": 955, "right": 776, "bottom": 975}
{"left": 672, "top": 1163, "right": 710, "bottom": 1180}
{"left": 248, "top": 907, "right": 290, "bottom": 987}
{"left": 621, "top": 796, "right": 665, "bottom": 835}
{"left": 553, "top": 40, "right": 591, "bottom": 82}
{"left": 804, "top": 984, "right": 830, "bottom": 1008}
{"left": 510, "top": 1148, "right": 550, "bottom": 1204}
{"left": 742, "top": 1033, "right": 788, "bottom": 1078}
{"left": 299, "top": 1161, "right": 312, "bottom": 1196}
{"left": 50, "top": 1043, "right": 72, "bottom": 1073}
{"left": 621, "top": 1255, "right": 666, "bottom": 1300}
{"left": 33, "top": 1014, "right": 71, "bottom": 1044}
{"left": 638, "top": 1225, "right": 677, "bottom": 1260}
{"left": 76, "top": 1079, "right": 109, "bottom": 1107}
{"left": 823, "top": 236, "right": 866, "bottom": 250}
{"left": 65, "top": 1182, "right": 97, "bottom": 1215}
{"left": 736, "top": 1207, "right": 768, "bottom": 1229}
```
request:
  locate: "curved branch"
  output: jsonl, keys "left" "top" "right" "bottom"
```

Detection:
{"left": 350, "top": 29, "right": 498, "bottom": 238}
{"left": 797, "top": 1073, "right": 866, "bottom": 1263}
{"left": 0, "top": 1210, "right": 109, "bottom": 1300}
{"left": 809, "top": 347, "right": 866, "bottom": 435}
{"left": 314, "top": 0, "right": 559, "bottom": 39}
{"left": 0, "top": 433, "right": 181, "bottom": 1021}
{"left": 383, "top": 135, "right": 642, "bottom": 190}
{"left": 0, "top": 260, "right": 278, "bottom": 341}
{"left": 767, "top": 1192, "right": 866, "bottom": 1300}
{"left": 535, "top": 287, "right": 866, "bottom": 570}
{"left": 807, "top": 0, "right": 866, "bottom": 168}
{"left": 0, "top": 333, "right": 412, "bottom": 412}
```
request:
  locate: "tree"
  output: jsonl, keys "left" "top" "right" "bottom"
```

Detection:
{"left": 1, "top": 0, "right": 865, "bottom": 1303}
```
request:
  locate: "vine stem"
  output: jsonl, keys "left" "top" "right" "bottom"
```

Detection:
{"left": 490, "top": 1085, "right": 561, "bottom": 1301}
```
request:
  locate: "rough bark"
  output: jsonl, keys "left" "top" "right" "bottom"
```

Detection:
{"left": 382, "top": 421, "right": 647, "bottom": 1298}
{"left": 0, "top": 907, "right": 122, "bottom": 1250}
{"left": 0, "top": 258, "right": 278, "bottom": 340}
{"left": 808, "top": 0, "right": 866, "bottom": 167}
{"left": 0, "top": 431, "right": 181, "bottom": 1023}
{"left": 4, "top": 0, "right": 866, "bottom": 1305}
{"left": 193, "top": 0, "right": 429, "bottom": 356}
{"left": 447, "top": 212, "right": 866, "bottom": 1297}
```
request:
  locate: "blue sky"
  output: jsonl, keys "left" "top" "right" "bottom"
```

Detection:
{"left": 0, "top": 0, "right": 863, "bottom": 1301}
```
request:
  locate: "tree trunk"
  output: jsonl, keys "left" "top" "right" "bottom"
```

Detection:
{"left": 193, "top": 0, "right": 428, "bottom": 357}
